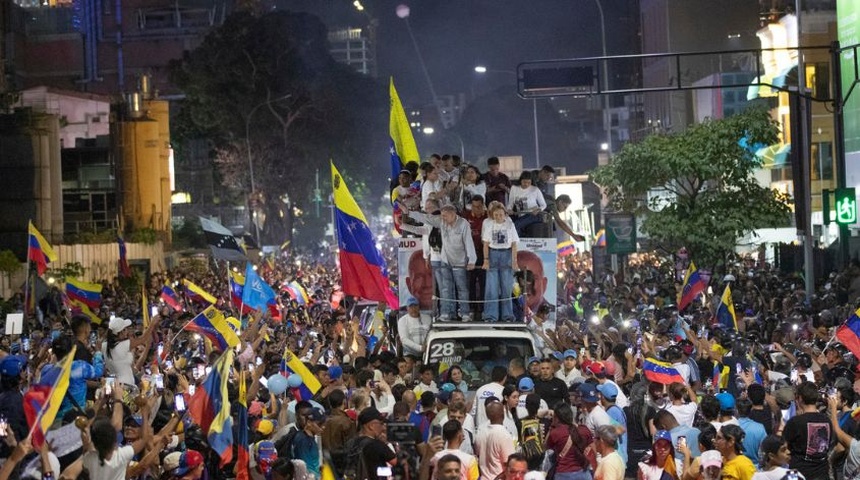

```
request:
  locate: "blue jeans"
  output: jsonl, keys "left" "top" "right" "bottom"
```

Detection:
{"left": 513, "top": 212, "right": 542, "bottom": 236}
{"left": 431, "top": 260, "right": 444, "bottom": 315}
{"left": 483, "top": 248, "right": 514, "bottom": 322}
{"left": 439, "top": 264, "right": 470, "bottom": 318}
{"left": 553, "top": 471, "right": 592, "bottom": 480}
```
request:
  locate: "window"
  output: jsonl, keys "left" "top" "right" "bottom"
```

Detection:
{"left": 811, "top": 142, "right": 834, "bottom": 181}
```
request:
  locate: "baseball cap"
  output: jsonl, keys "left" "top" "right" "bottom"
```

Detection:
{"left": 255, "top": 440, "right": 278, "bottom": 463}
{"left": 518, "top": 377, "right": 535, "bottom": 392}
{"left": 0, "top": 355, "right": 28, "bottom": 377}
{"left": 586, "top": 361, "right": 606, "bottom": 377}
{"left": 108, "top": 316, "right": 133, "bottom": 334}
{"left": 436, "top": 390, "right": 452, "bottom": 404}
{"left": 406, "top": 297, "right": 420, "bottom": 307}
{"left": 578, "top": 383, "right": 599, "bottom": 403}
{"left": 162, "top": 452, "right": 182, "bottom": 473}
{"left": 123, "top": 415, "right": 143, "bottom": 427}
{"left": 358, "top": 407, "right": 386, "bottom": 427}
{"left": 307, "top": 408, "right": 326, "bottom": 423}
{"left": 653, "top": 430, "right": 672, "bottom": 444}
{"left": 700, "top": 450, "right": 722, "bottom": 469}
{"left": 328, "top": 365, "right": 343, "bottom": 380}
{"left": 174, "top": 450, "right": 204, "bottom": 476}
{"left": 563, "top": 349, "right": 578, "bottom": 359}
{"left": 441, "top": 382, "right": 457, "bottom": 393}
{"left": 527, "top": 356, "right": 540, "bottom": 365}
{"left": 596, "top": 383, "right": 618, "bottom": 400}
{"left": 256, "top": 419, "right": 275, "bottom": 435}
{"left": 552, "top": 351, "right": 564, "bottom": 361}
{"left": 603, "top": 361, "right": 617, "bottom": 377}
{"left": 716, "top": 392, "right": 736, "bottom": 411}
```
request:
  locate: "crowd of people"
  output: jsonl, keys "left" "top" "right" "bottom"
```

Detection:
{"left": 3, "top": 155, "right": 860, "bottom": 480}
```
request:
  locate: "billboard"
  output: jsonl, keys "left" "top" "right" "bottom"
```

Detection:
{"left": 398, "top": 237, "right": 432, "bottom": 311}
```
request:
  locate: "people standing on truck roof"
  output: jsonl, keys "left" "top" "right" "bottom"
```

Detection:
{"left": 482, "top": 201, "right": 519, "bottom": 323}
{"left": 406, "top": 205, "right": 477, "bottom": 323}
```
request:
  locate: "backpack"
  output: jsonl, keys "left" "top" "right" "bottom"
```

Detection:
{"left": 519, "top": 417, "right": 545, "bottom": 465}
{"left": 342, "top": 436, "right": 373, "bottom": 480}
{"left": 274, "top": 426, "right": 298, "bottom": 459}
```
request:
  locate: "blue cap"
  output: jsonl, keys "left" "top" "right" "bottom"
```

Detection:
{"left": 437, "top": 390, "right": 452, "bottom": 403}
{"left": 596, "top": 383, "right": 618, "bottom": 400}
{"left": 527, "top": 356, "right": 540, "bottom": 365}
{"left": 552, "top": 351, "right": 564, "bottom": 361}
{"left": 654, "top": 430, "right": 673, "bottom": 444}
{"left": 716, "top": 392, "right": 736, "bottom": 411}
{"left": 0, "top": 355, "right": 27, "bottom": 377}
{"left": 441, "top": 382, "right": 456, "bottom": 393}
{"left": 563, "top": 349, "right": 578, "bottom": 359}
{"left": 328, "top": 365, "right": 343, "bottom": 380}
{"left": 578, "top": 382, "right": 599, "bottom": 403}
{"left": 406, "top": 297, "right": 420, "bottom": 307}
{"left": 518, "top": 377, "right": 535, "bottom": 392}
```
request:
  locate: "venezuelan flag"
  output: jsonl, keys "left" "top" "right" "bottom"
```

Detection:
{"left": 117, "top": 236, "right": 131, "bottom": 277}
{"left": 716, "top": 285, "right": 737, "bottom": 331}
{"left": 183, "top": 279, "right": 217, "bottom": 305}
{"left": 643, "top": 357, "right": 685, "bottom": 385}
{"left": 229, "top": 271, "right": 253, "bottom": 315}
{"left": 332, "top": 162, "right": 399, "bottom": 309}
{"left": 28, "top": 221, "right": 58, "bottom": 275}
{"left": 235, "top": 370, "right": 250, "bottom": 480}
{"left": 557, "top": 240, "right": 576, "bottom": 257}
{"left": 65, "top": 277, "right": 102, "bottom": 310}
{"left": 161, "top": 284, "right": 183, "bottom": 311}
{"left": 69, "top": 299, "right": 102, "bottom": 325}
{"left": 186, "top": 306, "right": 240, "bottom": 352}
{"left": 286, "top": 281, "right": 310, "bottom": 306}
{"left": 677, "top": 262, "right": 707, "bottom": 311}
{"left": 280, "top": 348, "right": 321, "bottom": 401}
{"left": 189, "top": 350, "right": 234, "bottom": 467}
{"left": 594, "top": 229, "right": 606, "bottom": 247}
{"left": 389, "top": 78, "right": 420, "bottom": 183}
{"left": 836, "top": 307, "right": 860, "bottom": 358}
{"left": 23, "top": 345, "right": 76, "bottom": 448}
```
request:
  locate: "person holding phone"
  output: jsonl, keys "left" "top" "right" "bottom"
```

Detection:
{"left": 81, "top": 384, "right": 152, "bottom": 480}
{"left": 103, "top": 315, "right": 158, "bottom": 387}
{"left": 42, "top": 334, "right": 104, "bottom": 422}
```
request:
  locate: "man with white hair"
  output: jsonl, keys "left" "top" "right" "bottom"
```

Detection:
{"left": 594, "top": 424, "right": 625, "bottom": 480}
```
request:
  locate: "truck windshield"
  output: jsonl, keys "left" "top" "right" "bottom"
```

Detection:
{"left": 425, "top": 336, "right": 535, "bottom": 390}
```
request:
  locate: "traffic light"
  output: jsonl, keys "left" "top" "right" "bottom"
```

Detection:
{"left": 835, "top": 188, "right": 857, "bottom": 225}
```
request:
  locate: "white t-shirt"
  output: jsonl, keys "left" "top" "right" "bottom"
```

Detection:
{"left": 666, "top": 402, "right": 698, "bottom": 428}
{"left": 481, "top": 218, "right": 519, "bottom": 250}
{"left": 586, "top": 405, "right": 613, "bottom": 435}
{"left": 673, "top": 362, "right": 691, "bottom": 385}
{"left": 515, "top": 393, "right": 549, "bottom": 420}
{"left": 471, "top": 382, "right": 505, "bottom": 429}
{"left": 752, "top": 467, "right": 806, "bottom": 480}
{"left": 506, "top": 185, "right": 546, "bottom": 213}
{"left": 556, "top": 367, "right": 582, "bottom": 387}
{"left": 422, "top": 179, "right": 443, "bottom": 206}
{"left": 710, "top": 417, "right": 740, "bottom": 431}
{"left": 462, "top": 182, "right": 487, "bottom": 210}
{"left": 103, "top": 339, "right": 135, "bottom": 386}
{"left": 83, "top": 444, "right": 135, "bottom": 480}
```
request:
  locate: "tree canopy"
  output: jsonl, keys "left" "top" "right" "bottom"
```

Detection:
{"left": 590, "top": 107, "right": 792, "bottom": 268}
{"left": 170, "top": 10, "right": 387, "bottom": 245}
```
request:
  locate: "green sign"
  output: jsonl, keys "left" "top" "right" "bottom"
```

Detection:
{"left": 605, "top": 214, "right": 637, "bottom": 254}
{"left": 839, "top": 0, "right": 860, "bottom": 154}
{"left": 836, "top": 188, "right": 857, "bottom": 225}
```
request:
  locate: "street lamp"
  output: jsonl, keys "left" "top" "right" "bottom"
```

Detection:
{"left": 245, "top": 94, "right": 291, "bottom": 247}
{"left": 590, "top": 0, "right": 611, "bottom": 154}
{"left": 474, "top": 65, "right": 540, "bottom": 168}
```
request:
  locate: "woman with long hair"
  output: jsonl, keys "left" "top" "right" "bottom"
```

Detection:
{"left": 460, "top": 165, "right": 486, "bottom": 211}
{"left": 637, "top": 430, "right": 679, "bottom": 480}
{"left": 624, "top": 381, "right": 658, "bottom": 478}
{"left": 447, "top": 365, "right": 469, "bottom": 393}
{"left": 545, "top": 403, "right": 593, "bottom": 480}
{"left": 502, "top": 385, "right": 521, "bottom": 436}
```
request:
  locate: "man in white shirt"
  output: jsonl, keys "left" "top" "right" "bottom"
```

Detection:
{"left": 475, "top": 402, "right": 515, "bottom": 480}
{"left": 398, "top": 297, "right": 428, "bottom": 357}
{"left": 579, "top": 382, "right": 612, "bottom": 435}
{"left": 471, "top": 366, "right": 508, "bottom": 431}
{"left": 556, "top": 349, "right": 582, "bottom": 386}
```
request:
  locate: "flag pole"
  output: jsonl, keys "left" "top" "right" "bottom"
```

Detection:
{"left": 23, "top": 221, "right": 32, "bottom": 328}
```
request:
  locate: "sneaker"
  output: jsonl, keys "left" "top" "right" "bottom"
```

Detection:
{"left": 438, "top": 315, "right": 451, "bottom": 322}
{"left": 459, "top": 315, "right": 471, "bottom": 323}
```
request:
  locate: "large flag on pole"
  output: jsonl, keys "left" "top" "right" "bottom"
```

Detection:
{"left": 716, "top": 285, "right": 738, "bottom": 331}
{"left": 241, "top": 263, "right": 276, "bottom": 312}
{"left": 199, "top": 217, "right": 247, "bottom": 262}
{"left": 677, "top": 262, "right": 707, "bottom": 311}
{"left": 28, "top": 221, "right": 58, "bottom": 275}
{"left": 837, "top": 307, "right": 860, "bottom": 358}
{"left": 331, "top": 162, "right": 399, "bottom": 309}
{"left": 23, "top": 346, "right": 76, "bottom": 448}
{"left": 64, "top": 278, "right": 102, "bottom": 309}
{"left": 389, "top": 78, "right": 420, "bottom": 183}
{"left": 186, "top": 306, "right": 241, "bottom": 352}
{"left": 117, "top": 236, "right": 131, "bottom": 277}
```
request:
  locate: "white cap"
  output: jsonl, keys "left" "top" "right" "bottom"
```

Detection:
{"left": 108, "top": 316, "right": 132, "bottom": 334}
{"left": 723, "top": 274, "right": 736, "bottom": 283}
{"left": 700, "top": 450, "right": 722, "bottom": 469}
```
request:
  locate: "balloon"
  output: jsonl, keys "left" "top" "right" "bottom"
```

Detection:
{"left": 267, "top": 374, "right": 289, "bottom": 395}
{"left": 287, "top": 373, "right": 304, "bottom": 388}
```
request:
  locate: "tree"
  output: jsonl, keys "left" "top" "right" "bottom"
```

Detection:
{"left": 170, "top": 11, "right": 387, "bottom": 245}
{"left": 590, "top": 107, "right": 792, "bottom": 269}
{"left": 0, "top": 249, "right": 21, "bottom": 286}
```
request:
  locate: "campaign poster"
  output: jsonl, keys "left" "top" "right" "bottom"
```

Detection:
{"left": 518, "top": 238, "right": 557, "bottom": 317}
{"left": 398, "top": 238, "right": 433, "bottom": 312}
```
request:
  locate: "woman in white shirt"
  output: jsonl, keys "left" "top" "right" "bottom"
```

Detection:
{"left": 103, "top": 315, "right": 158, "bottom": 386}
{"left": 421, "top": 164, "right": 443, "bottom": 206}
{"left": 506, "top": 172, "right": 546, "bottom": 236}
{"left": 460, "top": 165, "right": 487, "bottom": 211}
{"left": 481, "top": 201, "right": 519, "bottom": 322}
